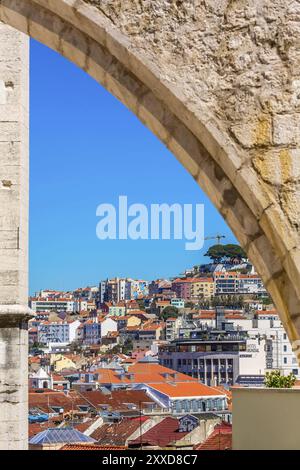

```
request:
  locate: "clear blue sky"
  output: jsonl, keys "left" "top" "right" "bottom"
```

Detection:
{"left": 29, "top": 39, "right": 236, "bottom": 294}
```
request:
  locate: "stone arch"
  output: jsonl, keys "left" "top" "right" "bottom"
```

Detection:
{"left": 1, "top": 0, "right": 300, "bottom": 351}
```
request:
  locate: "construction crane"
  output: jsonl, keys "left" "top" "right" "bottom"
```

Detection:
{"left": 204, "top": 234, "right": 226, "bottom": 245}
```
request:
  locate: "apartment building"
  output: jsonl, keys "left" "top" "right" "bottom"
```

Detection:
{"left": 83, "top": 317, "right": 118, "bottom": 345}
{"left": 159, "top": 330, "right": 249, "bottom": 386}
{"left": 214, "top": 272, "right": 240, "bottom": 295}
{"left": 29, "top": 298, "right": 75, "bottom": 313}
{"left": 214, "top": 271, "right": 267, "bottom": 296}
{"left": 130, "top": 279, "right": 149, "bottom": 299}
{"left": 250, "top": 311, "right": 300, "bottom": 378}
{"left": 238, "top": 275, "right": 267, "bottom": 295}
{"left": 171, "top": 278, "right": 192, "bottom": 300}
{"left": 165, "top": 317, "right": 183, "bottom": 341}
{"left": 170, "top": 298, "right": 185, "bottom": 309}
{"left": 98, "top": 278, "right": 148, "bottom": 303}
{"left": 190, "top": 278, "right": 215, "bottom": 300}
{"left": 108, "top": 303, "right": 126, "bottom": 317}
{"left": 37, "top": 320, "right": 80, "bottom": 345}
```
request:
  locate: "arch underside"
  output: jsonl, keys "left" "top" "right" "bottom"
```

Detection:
{"left": 1, "top": 0, "right": 300, "bottom": 353}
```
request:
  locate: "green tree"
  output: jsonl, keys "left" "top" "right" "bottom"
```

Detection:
{"left": 204, "top": 244, "right": 227, "bottom": 262}
{"left": 184, "top": 301, "right": 195, "bottom": 309}
{"left": 264, "top": 370, "right": 296, "bottom": 388}
{"left": 262, "top": 296, "right": 272, "bottom": 305}
{"left": 161, "top": 306, "right": 179, "bottom": 320}
{"left": 224, "top": 244, "right": 246, "bottom": 261}
{"left": 204, "top": 244, "right": 246, "bottom": 263}
{"left": 136, "top": 299, "right": 145, "bottom": 311}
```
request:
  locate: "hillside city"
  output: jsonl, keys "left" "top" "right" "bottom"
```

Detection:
{"left": 27, "top": 245, "right": 298, "bottom": 450}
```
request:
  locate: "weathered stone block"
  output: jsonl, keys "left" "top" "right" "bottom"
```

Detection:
{"left": 273, "top": 114, "right": 300, "bottom": 146}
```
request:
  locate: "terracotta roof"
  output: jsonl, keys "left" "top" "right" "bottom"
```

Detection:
{"left": 74, "top": 417, "right": 99, "bottom": 433}
{"left": 94, "top": 364, "right": 197, "bottom": 386}
{"left": 29, "top": 422, "right": 47, "bottom": 438}
{"left": 255, "top": 310, "right": 278, "bottom": 316}
{"left": 214, "top": 272, "right": 239, "bottom": 276}
{"left": 195, "top": 423, "right": 232, "bottom": 450}
{"left": 61, "top": 444, "right": 126, "bottom": 450}
{"left": 29, "top": 357, "right": 41, "bottom": 364}
{"left": 79, "top": 389, "right": 154, "bottom": 411}
{"left": 128, "top": 417, "right": 188, "bottom": 447}
{"left": 148, "top": 382, "right": 226, "bottom": 398}
{"left": 52, "top": 374, "right": 67, "bottom": 382}
{"left": 29, "top": 390, "right": 91, "bottom": 414}
{"left": 91, "top": 417, "right": 149, "bottom": 445}
{"left": 239, "top": 274, "right": 260, "bottom": 279}
{"left": 172, "top": 277, "right": 213, "bottom": 284}
{"left": 195, "top": 312, "right": 216, "bottom": 319}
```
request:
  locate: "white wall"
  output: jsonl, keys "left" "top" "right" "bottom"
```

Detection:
{"left": 239, "top": 338, "right": 266, "bottom": 375}
{"left": 69, "top": 320, "right": 81, "bottom": 342}
{"left": 100, "top": 318, "right": 118, "bottom": 337}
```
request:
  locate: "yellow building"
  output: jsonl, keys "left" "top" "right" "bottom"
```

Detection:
{"left": 50, "top": 354, "right": 77, "bottom": 372}
{"left": 190, "top": 278, "right": 214, "bottom": 300}
{"left": 126, "top": 315, "right": 142, "bottom": 327}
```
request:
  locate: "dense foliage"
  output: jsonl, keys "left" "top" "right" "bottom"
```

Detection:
{"left": 204, "top": 244, "right": 246, "bottom": 262}
{"left": 161, "top": 305, "right": 179, "bottom": 320}
{"left": 264, "top": 370, "right": 296, "bottom": 388}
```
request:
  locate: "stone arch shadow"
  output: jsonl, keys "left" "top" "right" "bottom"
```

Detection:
{"left": 1, "top": 0, "right": 300, "bottom": 351}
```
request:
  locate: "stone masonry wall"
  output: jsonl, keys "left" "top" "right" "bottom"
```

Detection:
{"left": 1, "top": 0, "right": 300, "bottom": 344}
{"left": 1, "top": 0, "right": 300, "bottom": 448}
{"left": 0, "top": 23, "right": 30, "bottom": 449}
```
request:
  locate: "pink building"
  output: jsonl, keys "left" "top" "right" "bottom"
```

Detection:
{"left": 171, "top": 278, "right": 192, "bottom": 300}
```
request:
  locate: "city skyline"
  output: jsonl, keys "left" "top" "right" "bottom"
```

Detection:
{"left": 29, "top": 39, "right": 236, "bottom": 294}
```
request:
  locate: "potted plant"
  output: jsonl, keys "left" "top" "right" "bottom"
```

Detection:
{"left": 264, "top": 370, "right": 296, "bottom": 388}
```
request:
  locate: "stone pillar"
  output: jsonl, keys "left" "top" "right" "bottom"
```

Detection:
{"left": 0, "top": 24, "right": 31, "bottom": 450}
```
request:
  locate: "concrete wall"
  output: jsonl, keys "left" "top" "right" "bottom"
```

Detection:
{"left": 232, "top": 387, "right": 300, "bottom": 450}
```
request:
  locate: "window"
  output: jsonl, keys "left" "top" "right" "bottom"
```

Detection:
{"left": 283, "top": 345, "right": 287, "bottom": 352}
{"left": 284, "top": 333, "right": 287, "bottom": 340}
{"left": 292, "top": 369, "right": 298, "bottom": 375}
{"left": 284, "top": 357, "right": 287, "bottom": 364}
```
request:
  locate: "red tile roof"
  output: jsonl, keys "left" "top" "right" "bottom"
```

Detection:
{"left": 195, "top": 423, "right": 232, "bottom": 450}
{"left": 61, "top": 444, "right": 126, "bottom": 450}
{"left": 29, "top": 390, "right": 90, "bottom": 413}
{"left": 148, "top": 382, "right": 226, "bottom": 398}
{"left": 95, "top": 363, "right": 197, "bottom": 386}
{"left": 28, "top": 423, "right": 47, "bottom": 438}
{"left": 74, "top": 417, "right": 100, "bottom": 433}
{"left": 255, "top": 310, "right": 278, "bottom": 316}
{"left": 91, "top": 417, "right": 149, "bottom": 445}
{"left": 128, "top": 417, "right": 188, "bottom": 447}
{"left": 79, "top": 389, "right": 154, "bottom": 411}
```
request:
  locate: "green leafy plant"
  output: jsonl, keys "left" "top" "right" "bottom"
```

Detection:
{"left": 264, "top": 370, "right": 296, "bottom": 389}
{"left": 204, "top": 244, "right": 246, "bottom": 263}
{"left": 160, "top": 305, "right": 179, "bottom": 320}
